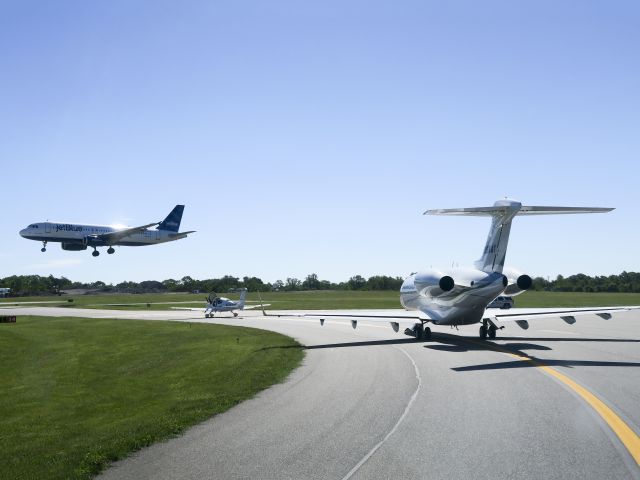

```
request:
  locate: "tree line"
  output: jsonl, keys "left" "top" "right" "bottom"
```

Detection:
{"left": 2, "top": 272, "right": 640, "bottom": 296}
{"left": 0, "top": 273, "right": 405, "bottom": 296}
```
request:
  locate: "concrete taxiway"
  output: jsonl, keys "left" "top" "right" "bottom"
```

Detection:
{"left": 4, "top": 306, "right": 639, "bottom": 479}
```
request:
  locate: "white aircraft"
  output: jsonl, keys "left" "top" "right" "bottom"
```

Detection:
{"left": 174, "top": 288, "right": 270, "bottom": 317}
{"left": 19, "top": 205, "right": 195, "bottom": 257}
{"left": 275, "top": 199, "right": 634, "bottom": 340}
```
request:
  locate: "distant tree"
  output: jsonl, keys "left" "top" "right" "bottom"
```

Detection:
{"left": 285, "top": 278, "right": 302, "bottom": 291}
{"left": 348, "top": 275, "right": 367, "bottom": 290}
{"left": 162, "top": 279, "right": 179, "bottom": 291}
{"left": 242, "top": 276, "right": 267, "bottom": 292}
{"left": 302, "top": 273, "right": 321, "bottom": 290}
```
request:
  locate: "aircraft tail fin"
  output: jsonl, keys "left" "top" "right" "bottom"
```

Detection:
{"left": 158, "top": 205, "right": 185, "bottom": 232}
{"left": 424, "top": 200, "right": 613, "bottom": 274}
{"left": 237, "top": 288, "right": 248, "bottom": 309}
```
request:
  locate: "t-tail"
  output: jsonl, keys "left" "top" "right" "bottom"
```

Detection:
{"left": 158, "top": 205, "right": 184, "bottom": 232}
{"left": 424, "top": 199, "right": 613, "bottom": 274}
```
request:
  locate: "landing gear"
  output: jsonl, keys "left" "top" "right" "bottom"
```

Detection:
{"left": 479, "top": 319, "right": 500, "bottom": 340}
{"left": 233, "top": 312, "right": 238, "bottom": 317}
{"left": 488, "top": 324, "right": 497, "bottom": 339}
{"left": 41, "top": 241, "right": 47, "bottom": 252}
{"left": 92, "top": 248, "right": 100, "bottom": 257}
{"left": 410, "top": 322, "right": 431, "bottom": 341}
{"left": 479, "top": 325, "right": 487, "bottom": 339}
{"left": 423, "top": 326, "right": 432, "bottom": 340}
{"left": 107, "top": 247, "right": 115, "bottom": 254}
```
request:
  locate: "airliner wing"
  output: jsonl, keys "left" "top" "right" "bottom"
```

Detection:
{"left": 487, "top": 307, "right": 638, "bottom": 329}
{"left": 93, "top": 223, "right": 159, "bottom": 243}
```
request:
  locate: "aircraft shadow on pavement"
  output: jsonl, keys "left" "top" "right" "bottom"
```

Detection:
{"left": 257, "top": 338, "right": 419, "bottom": 352}
{"left": 425, "top": 333, "right": 640, "bottom": 372}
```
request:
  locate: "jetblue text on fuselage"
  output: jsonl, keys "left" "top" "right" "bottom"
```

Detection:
{"left": 56, "top": 224, "right": 83, "bottom": 232}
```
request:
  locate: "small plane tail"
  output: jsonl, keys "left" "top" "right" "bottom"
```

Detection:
{"left": 424, "top": 199, "right": 613, "bottom": 274}
{"left": 237, "top": 288, "right": 248, "bottom": 309}
{"left": 158, "top": 205, "right": 185, "bottom": 232}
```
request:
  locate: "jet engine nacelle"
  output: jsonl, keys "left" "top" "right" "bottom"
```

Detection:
{"left": 503, "top": 273, "right": 533, "bottom": 296}
{"left": 414, "top": 270, "right": 455, "bottom": 297}
{"left": 61, "top": 243, "right": 87, "bottom": 251}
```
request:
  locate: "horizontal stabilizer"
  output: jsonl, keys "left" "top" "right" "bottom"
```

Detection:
{"left": 424, "top": 205, "right": 614, "bottom": 216}
{"left": 424, "top": 199, "right": 614, "bottom": 273}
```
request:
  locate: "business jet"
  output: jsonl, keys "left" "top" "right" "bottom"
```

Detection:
{"left": 19, "top": 205, "right": 195, "bottom": 257}
{"left": 268, "top": 199, "right": 634, "bottom": 340}
{"left": 173, "top": 288, "right": 271, "bottom": 317}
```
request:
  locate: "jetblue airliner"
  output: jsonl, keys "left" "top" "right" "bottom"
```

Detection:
{"left": 19, "top": 205, "right": 194, "bottom": 257}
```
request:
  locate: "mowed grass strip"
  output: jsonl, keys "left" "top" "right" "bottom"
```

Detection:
{"left": 0, "top": 316, "right": 303, "bottom": 480}
{"left": 2, "top": 290, "right": 640, "bottom": 311}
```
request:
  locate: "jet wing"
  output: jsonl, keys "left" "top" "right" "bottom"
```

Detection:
{"left": 92, "top": 223, "right": 159, "bottom": 243}
{"left": 486, "top": 307, "right": 638, "bottom": 330}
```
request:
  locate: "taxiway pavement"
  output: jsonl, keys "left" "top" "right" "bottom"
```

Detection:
{"left": 4, "top": 306, "right": 639, "bottom": 479}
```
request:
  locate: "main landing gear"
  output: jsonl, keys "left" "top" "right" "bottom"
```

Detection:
{"left": 405, "top": 322, "right": 431, "bottom": 340}
{"left": 41, "top": 241, "right": 47, "bottom": 252}
{"left": 92, "top": 247, "right": 100, "bottom": 257}
{"left": 107, "top": 247, "right": 115, "bottom": 254}
{"left": 479, "top": 318, "right": 501, "bottom": 340}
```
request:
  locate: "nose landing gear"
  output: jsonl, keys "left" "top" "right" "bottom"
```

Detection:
{"left": 41, "top": 241, "right": 47, "bottom": 252}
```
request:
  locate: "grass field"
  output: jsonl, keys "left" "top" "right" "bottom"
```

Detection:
{"left": 0, "top": 316, "right": 303, "bottom": 480}
{"left": 3, "top": 290, "right": 640, "bottom": 311}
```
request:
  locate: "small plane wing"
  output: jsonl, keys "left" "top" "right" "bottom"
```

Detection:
{"left": 92, "top": 223, "right": 159, "bottom": 243}
{"left": 243, "top": 304, "right": 271, "bottom": 310}
{"left": 170, "top": 304, "right": 271, "bottom": 312}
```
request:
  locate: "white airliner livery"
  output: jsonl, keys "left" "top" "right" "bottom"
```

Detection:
{"left": 19, "top": 205, "right": 194, "bottom": 257}
{"left": 276, "top": 199, "right": 634, "bottom": 340}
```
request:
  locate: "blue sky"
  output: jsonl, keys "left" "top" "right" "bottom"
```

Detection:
{"left": 2, "top": 0, "right": 638, "bottom": 284}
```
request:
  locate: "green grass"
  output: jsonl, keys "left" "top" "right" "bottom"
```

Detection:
{"left": 0, "top": 316, "right": 303, "bottom": 480}
{"left": 511, "top": 291, "right": 640, "bottom": 308}
{"left": 3, "top": 290, "right": 640, "bottom": 311}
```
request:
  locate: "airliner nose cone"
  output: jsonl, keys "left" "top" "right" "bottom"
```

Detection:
{"left": 19, "top": 228, "right": 27, "bottom": 237}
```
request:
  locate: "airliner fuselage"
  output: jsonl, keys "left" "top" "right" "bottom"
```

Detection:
{"left": 19, "top": 205, "right": 194, "bottom": 257}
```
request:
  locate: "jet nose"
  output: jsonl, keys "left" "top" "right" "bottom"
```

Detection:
{"left": 19, "top": 228, "right": 27, "bottom": 237}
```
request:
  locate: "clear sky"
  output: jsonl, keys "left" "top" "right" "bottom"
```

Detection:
{"left": 2, "top": 0, "right": 639, "bottom": 285}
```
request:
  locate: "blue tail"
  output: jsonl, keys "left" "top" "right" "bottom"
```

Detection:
{"left": 158, "top": 205, "right": 184, "bottom": 232}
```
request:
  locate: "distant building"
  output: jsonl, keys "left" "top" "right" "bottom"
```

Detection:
{"left": 0, "top": 288, "right": 10, "bottom": 298}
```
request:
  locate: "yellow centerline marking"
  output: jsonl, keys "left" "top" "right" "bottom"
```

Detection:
{"left": 464, "top": 338, "right": 640, "bottom": 466}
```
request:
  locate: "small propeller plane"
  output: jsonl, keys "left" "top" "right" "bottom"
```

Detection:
{"left": 265, "top": 198, "right": 636, "bottom": 339}
{"left": 174, "top": 288, "right": 270, "bottom": 318}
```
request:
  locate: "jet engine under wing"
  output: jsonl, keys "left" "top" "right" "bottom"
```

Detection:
{"left": 92, "top": 223, "right": 159, "bottom": 243}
